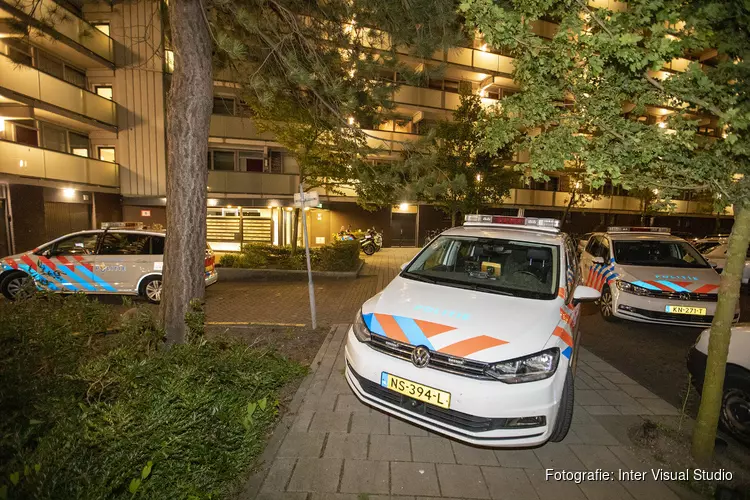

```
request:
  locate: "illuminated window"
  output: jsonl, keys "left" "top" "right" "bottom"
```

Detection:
{"left": 72, "top": 148, "right": 89, "bottom": 157}
{"left": 98, "top": 147, "right": 116, "bottom": 163}
{"left": 95, "top": 85, "right": 113, "bottom": 100}
{"left": 92, "top": 23, "right": 110, "bottom": 36}
{"left": 165, "top": 49, "right": 174, "bottom": 73}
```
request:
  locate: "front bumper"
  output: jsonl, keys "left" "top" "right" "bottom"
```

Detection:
{"left": 345, "top": 327, "right": 565, "bottom": 447}
{"left": 205, "top": 270, "right": 218, "bottom": 287}
{"left": 612, "top": 287, "right": 737, "bottom": 328}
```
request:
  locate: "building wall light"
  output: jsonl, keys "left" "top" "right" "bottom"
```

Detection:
{"left": 62, "top": 188, "right": 76, "bottom": 199}
{"left": 399, "top": 202, "right": 409, "bottom": 211}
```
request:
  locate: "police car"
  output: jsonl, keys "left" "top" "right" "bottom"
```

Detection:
{"left": 580, "top": 227, "right": 735, "bottom": 327}
{"left": 0, "top": 223, "right": 218, "bottom": 303}
{"left": 345, "top": 215, "right": 600, "bottom": 447}
{"left": 688, "top": 325, "right": 750, "bottom": 444}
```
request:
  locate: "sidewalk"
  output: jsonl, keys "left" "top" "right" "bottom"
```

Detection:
{"left": 240, "top": 325, "right": 695, "bottom": 500}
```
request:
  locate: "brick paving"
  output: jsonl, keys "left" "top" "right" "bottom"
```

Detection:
{"left": 206, "top": 248, "right": 417, "bottom": 327}
{"left": 239, "top": 323, "right": 700, "bottom": 500}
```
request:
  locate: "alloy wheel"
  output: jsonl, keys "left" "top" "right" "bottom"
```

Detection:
{"left": 600, "top": 288, "right": 613, "bottom": 317}
{"left": 722, "top": 388, "right": 750, "bottom": 442}
{"left": 145, "top": 279, "right": 163, "bottom": 302}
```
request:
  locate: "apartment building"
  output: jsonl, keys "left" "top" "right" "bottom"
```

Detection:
{"left": 0, "top": 0, "right": 732, "bottom": 255}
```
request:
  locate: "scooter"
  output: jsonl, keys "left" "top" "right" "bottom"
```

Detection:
{"left": 360, "top": 232, "right": 377, "bottom": 255}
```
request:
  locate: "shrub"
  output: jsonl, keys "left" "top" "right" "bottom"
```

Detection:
{"left": 316, "top": 240, "right": 360, "bottom": 271}
{"left": 220, "top": 240, "right": 361, "bottom": 272}
{"left": 0, "top": 295, "right": 305, "bottom": 499}
{"left": 218, "top": 253, "right": 237, "bottom": 267}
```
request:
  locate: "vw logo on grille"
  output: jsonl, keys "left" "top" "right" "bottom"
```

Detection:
{"left": 411, "top": 346, "right": 431, "bottom": 368}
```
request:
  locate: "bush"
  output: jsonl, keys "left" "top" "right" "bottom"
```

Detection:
{"left": 0, "top": 294, "right": 305, "bottom": 499}
{"left": 220, "top": 240, "right": 361, "bottom": 272}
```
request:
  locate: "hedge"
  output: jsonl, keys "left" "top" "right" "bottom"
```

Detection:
{"left": 219, "top": 240, "right": 361, "bottom": 272}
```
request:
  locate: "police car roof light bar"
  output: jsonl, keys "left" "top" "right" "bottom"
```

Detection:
{"left": 607, "top": 226, "right": 670, "bottom": 234}
{"left": 464, "top": 214, "right": 561, "bottom": 231}
{"left": 101, "top": 222, "right": 146, "bottom": 230}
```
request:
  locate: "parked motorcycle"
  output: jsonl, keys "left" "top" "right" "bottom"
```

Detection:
{"left": 367, "top": 227, "right": 383, "bottom": 252}
{"left": 360, "top": 232, "right": 377, "bottom": 255}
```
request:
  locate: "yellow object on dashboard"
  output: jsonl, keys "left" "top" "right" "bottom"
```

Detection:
{"left": 481, "top": 261, "right": 502, "bottom": 276}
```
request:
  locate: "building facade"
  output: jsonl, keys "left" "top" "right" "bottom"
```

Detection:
{"left": 0, "top": 0, "right": 733, "bottom": 255}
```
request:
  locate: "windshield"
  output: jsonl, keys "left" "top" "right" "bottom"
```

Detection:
{"left": 613, "top": 240, "right": 711, "bottom": 268}
{"left": 694, "top": 241, "right": 722, "bottom": 254}
{"left": 402, "top": 235, "right": 560, "bottom": 300}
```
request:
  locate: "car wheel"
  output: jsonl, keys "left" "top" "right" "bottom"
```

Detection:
{"left": 719, "top": 369, "right": 750, "bottom": 445}
{"left": 1, "top": 271, "right": 31, "bottom": 300}
{"left": 599, "top": 285, "right": 618, "bottom": 322}
{"left": 140, "top": 276, "right": 163, "bottom": 304}
{"left": 549, "top": 367, "right": 574, "bottom": 443}
{"left": 362, "top": 244, "right": 376, "bottom": 256}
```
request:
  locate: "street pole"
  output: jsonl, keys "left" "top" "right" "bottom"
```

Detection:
{"left": 299, "top": 182, "right": 317, "bottom": 329}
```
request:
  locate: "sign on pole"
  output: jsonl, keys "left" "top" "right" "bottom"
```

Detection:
{"left": 298, "top": 184, "right": 317, "bottom": 329}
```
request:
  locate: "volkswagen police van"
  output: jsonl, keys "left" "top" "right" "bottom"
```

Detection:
{"left": 0, "top": 223, "right": 218, "bottom": 303}
{"left": 580, "top": 227, "right": 735, "bottom": 327}
{"left": 345, "top": 215, "right": 600, "bottom": 447}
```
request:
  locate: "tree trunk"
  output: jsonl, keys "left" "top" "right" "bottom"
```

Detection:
{"left": 161, "top": 0, "right": 214, "bottom": 345}
{"left": 561, "top": 192, "right": 576, "bottom": 228}
{"left": 691, "top": 204, "right": 750, "bottom": 464}
{"left": 450, "top": 210, "right": 457, "bottom": 228}
{"left": 291, "top": 208, "right": 300, "bottom": 254}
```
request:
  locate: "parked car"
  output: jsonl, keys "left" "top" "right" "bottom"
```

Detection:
{"left": 580, "top": 226, "right": 735, "bottom": 327}
{"left": 693, "top": 236, "right": 728, "bottom": 255}
{"left": 345, "top": 214, "right": 600, "bottom": 447}
{"left": 688, "top": 324, "right": 750, "bottom": 444}
{"left": 701, "top": 243, "right": 750, "bottom": 285}
{"left": 0, "top": 223, "right": 217, "bottom": 303}
{"left": 577, "top": 233, "right": 593, "bottom": 255}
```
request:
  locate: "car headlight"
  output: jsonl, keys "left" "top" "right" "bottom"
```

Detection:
{"left": 352, "top": 310, "right": 371, "bottom": 342}
{"left": 485, "top": 348, "right": 560, "bottom": 383}
{"left": 616, "top": 280, "right": 652, "bottom": 296}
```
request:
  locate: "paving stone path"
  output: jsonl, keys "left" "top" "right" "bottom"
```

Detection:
{"left": 240, "top": 324, "right": 696, "bottom": 500}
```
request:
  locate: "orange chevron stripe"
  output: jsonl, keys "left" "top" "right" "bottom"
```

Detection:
{"left": 374, "top": 313, "right": 409, "bottom": 343}
{"left": 413, "top": 318, "right": 456, "bottom": 337}
{"left": 560, "top": 308, "right": 572, "bottom": 326}
{"left": 439, "top": 335, "right": 507, "bottom": 358}
{"left": 694, "top": 284, "right": 719, "bottom": 294}
{"left": 558, "top": 287, "right": 565, "bottom": 299}
{"left": 672, "top": 281, "right": 693, "bottom": 288}
{"left": 553, "top": 326, "right": 573, "bottom": 347}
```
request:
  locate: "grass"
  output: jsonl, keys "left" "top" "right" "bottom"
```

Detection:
{"left": 0, "top": 294, "right": 306, "bottom": 499}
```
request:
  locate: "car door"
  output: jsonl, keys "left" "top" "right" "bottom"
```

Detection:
{"left": 95, "top": 231, "right": 152, "bottom": 292}
{"left": 580, "top": 235, "right": 601, "bottom": 286}
{"left": 34, "top": 232, "right": 100, "bottom": 292}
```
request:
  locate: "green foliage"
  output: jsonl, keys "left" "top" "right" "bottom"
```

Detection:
{"left": 0, "top": 295, "right": 305, "bottom": 499}
{"left": 221, "top": 240, "right": 361, "bottom": 272}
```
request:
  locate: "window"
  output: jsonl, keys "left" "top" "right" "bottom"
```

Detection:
{"left": 613, "top": 240, "right": 711, "bottom": 268}
{"left": 41, "top": 123, "right": 67, "bottom": 152}
{"left": 98, "top": 147, "right": 116, "bottom": 163}
{"left": 239, "top": 150, "right": 264, "bottom": 172}
{"left": 47, "top": 233, "right": 99, "bottom": 256}
{"left": 585, "top": 236, "right": 601, "bottom": 257}
{"left": 92, "top": 23, "right": 110, "bottom": 36}
{"left": 64, "top": 66, "right": 86, "bottom": 87}
{"left": 268, "top": 150, "right": 283, "bottom": 173}
{"left": 14, "top": 123, "right": 38, "bottom": 147}
{"left": 98, "top": 232, "right": 151, "bottom": 255}
{"left": 404, "top": 235, "right": 561, "bottom": 300}
{"left": 37, "top": 51, "right": 65, "bottom": 80}
{"left": 95, "top": 85, "right": 113, "bottom": 100}
{"left": 4, "top": 39, "right": 32, "bottom": 66}
{"left": 212, "top": 150, "right": 235, "bottom": 171}
{"left": 69, "top": 132, "right": 89, "bottom": 156}
{"left": 563, "top": 236, "right": 579, "bottom": 298}
{"left": 212, "top": 96, "right": 235, "bottom": 116}
{"left": 150, "top": 236, "right": 165, "bottom": 255}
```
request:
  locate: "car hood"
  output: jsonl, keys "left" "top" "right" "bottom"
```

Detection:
{"left": 617, "top": 265, "right": 720, "bottom": 293}
{"left": 361, "top": 275, "right": 569, "bottom": 363}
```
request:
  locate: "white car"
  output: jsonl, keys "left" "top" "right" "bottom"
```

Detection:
{"left": 345, "top": 215, "right": 600, "bottom": 447}
{"left": 693, "top": 236, "right": 728, "bottom": 255}
{"left": 580, "top": 227, "right": 735, "bottom": 328}
{"left": 688, "top": 325, "right": 750, "bottom": 444}
{"left": 701, "top": 243, "right": 750, "bottom": 285}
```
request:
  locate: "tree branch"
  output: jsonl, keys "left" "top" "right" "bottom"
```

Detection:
{"left": 643, "top": 73, "right": 724, "bottom": 118}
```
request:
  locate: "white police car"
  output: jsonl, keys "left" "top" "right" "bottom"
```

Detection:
{"left": 345, "top": 215, "right": 600, "bottom": 447}
{"left": 580, "top": 227, "right": 734, "bottom": 328}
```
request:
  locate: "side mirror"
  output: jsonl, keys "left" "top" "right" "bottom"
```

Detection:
{"left": 400, "top": 263, "right": 408, "bottom": 271}
{"left": 572, "top": 285, "right": 601, "bottom": 305}
{"left": 591, "top": 256, "right": 605, "bottom": 264}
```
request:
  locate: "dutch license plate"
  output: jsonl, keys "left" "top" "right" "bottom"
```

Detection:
{"left": 381, "top": 372, "right": 451, "bottom": 409}
{"left": 666, "top": 305, "right": 707, "bottom": 315}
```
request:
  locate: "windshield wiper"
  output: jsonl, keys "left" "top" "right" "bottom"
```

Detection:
{"left": 472, "top": 283, "right": 514, "bottom": 296}
{"left": 402, "top": 272, "right": 437, "bottom": 284}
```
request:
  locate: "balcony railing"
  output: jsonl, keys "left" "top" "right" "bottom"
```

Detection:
{"left": 0, "top": 53, "right": 116, "bottom": 127}
{"left": 3, "top": 0, "right": 114, "bottom": 63}
{"left": 0, "top": 139, "right": 119, "bottom": 187}
{"left": 208, "top": 171, "right": 299, "bottom": 195}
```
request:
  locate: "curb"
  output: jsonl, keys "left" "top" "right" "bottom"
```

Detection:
{"left": 218, "top": 260, "right": 365, "bottom": 281}
{"left": 237, "top": 325, "right": 340, "bottom": 500}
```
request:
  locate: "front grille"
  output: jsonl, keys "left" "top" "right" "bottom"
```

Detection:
{"left": 639, "top": 290, "right": 718, "bottom": 302}
{"left": 348, "top": 362, "right": 544, "bottom": 432}
{"left": 619, "top": 305, "right": 714, "bottom": 324}
{"left": 368, "top": 334, "right": 492, "bottom": 380}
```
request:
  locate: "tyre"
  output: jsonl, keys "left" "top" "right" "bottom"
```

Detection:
{"left": 1, "top": 271, "right": 31, "bottom": 301}
{"left": 719, "top": 369, "right": 750, "bottom": 445}
{"left": 139, "top": 275, "right": 163, "bottom": 304}
{"left": 362, "top": 243, "right": 376, "bottom": 256}
{"left": 549, "top": 367, "right": 574, "bottom": 443}
{"left": 599, "top": 285, "right": 618, "bottom": 322}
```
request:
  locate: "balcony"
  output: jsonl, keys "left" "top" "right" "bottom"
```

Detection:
{"left": 0, "top": 139, "right": 119, "bottom": 187}
{"left": 0, "top": 0, "right": 114, "bottom": 67}
{"left": 209, "top": 115, "right": 274, "bottom": 141}
{"left": 208, "top": 171, "right": 299, "bottom": 196}
{"left": 0, "top": 53, "right": 116, "bottom": 129}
